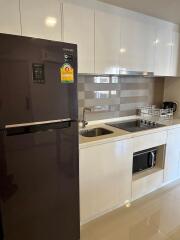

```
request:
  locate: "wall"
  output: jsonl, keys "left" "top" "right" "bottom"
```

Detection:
{"left": 78, "top": 75, "right": 164, "bottom": 121}
{"left": 164, "top": 77, "right": 180, "bottom": 118}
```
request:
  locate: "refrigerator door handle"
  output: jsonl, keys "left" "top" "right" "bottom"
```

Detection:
{"left": 5, "top": 118, "right": 72, "bottom": 129}
{"left": 4, "top": 119, "right": 76, "bottom": 136}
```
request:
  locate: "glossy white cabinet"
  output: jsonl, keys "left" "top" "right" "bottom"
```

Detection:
{"left": 170, "top": 32, "right": 179, "bottom": 76}
{"left": 132, "top": 169, "right": 164, "bottom": 200}
{"left": 164, "top": 128, "right": 180, "bottom": 183}
{"left": 154, "top": 27, "right": 173, "bottom": 76}
{"left": 20, "top": 0, "right": 62, "bottom": 41}
{"left": 120, "top": 15, "right": 156, "bottom": 72}
{"left": 0, "top": 0, "right": 21, "bottom": 35}
{"left": 154, "top": 26, "right": 180, "bottom": 76}
{"left": 80, "top": 139, "right": 133, "bottom": 223}
{"left": 63, "top": 2, "right": 94, "bottom": 74}
{"left": 0, "top": 0, "right": 179, "bottom": 76}
{"left": 133, "top": 131, "right": 167, "bottom": 153}
{"left": 95, "top": 7, "right": 121, "bottom": 74}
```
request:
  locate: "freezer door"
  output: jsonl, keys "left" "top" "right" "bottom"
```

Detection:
{"left": 0, "top": 121, "right": 80, "bottom": 240}
{"left": 0, "top": 34, "right": 78, "bottom": 128}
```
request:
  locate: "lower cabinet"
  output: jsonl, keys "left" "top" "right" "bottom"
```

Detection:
{"left": 79, "top": 127, "right": 180, "bottom": 224}
{"left": 164, "top": 128, "right": 180, "bottom": 183}
{"left": 79, "top": 139, "right": 133, "bottom": 223}
{"left": 132, "top": 169, "right": 164, "bottom": 201}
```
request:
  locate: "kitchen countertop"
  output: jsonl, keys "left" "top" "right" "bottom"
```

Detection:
{"left": 79, "top": 116, "right": 180, "bottom": 149}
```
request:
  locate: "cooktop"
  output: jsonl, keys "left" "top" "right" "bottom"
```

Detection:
{"left": 106, "top": 119, "right": 165, "bottom": 132}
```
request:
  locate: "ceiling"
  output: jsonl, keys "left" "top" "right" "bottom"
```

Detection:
{"left": 98, "top": 0, "right": 180, "bottom": 24}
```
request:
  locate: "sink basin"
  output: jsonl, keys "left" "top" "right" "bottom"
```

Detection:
{"left": 80, "top": 128, "right": 113, "bottom": 138}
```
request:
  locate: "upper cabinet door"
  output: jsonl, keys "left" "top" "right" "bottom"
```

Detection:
{"left": 0, "top": 0, "right": 21, "bottom": 35}
{"left": 20, "top": 0, "right": 62, "bottom": 41}
{"left": 63, "top": 2, "right": 94, "bottom": 74}
{"left": 120, "top": 16, "right": 155, "bottom": 72}
{"left": 170, "top": 32, "right": 179, "bottom": 77}
{"left": 154, "top": 27, "right": 173, "bottom": 76}
{"left": 95, "top": 8, "right": 121, "bottom": 75}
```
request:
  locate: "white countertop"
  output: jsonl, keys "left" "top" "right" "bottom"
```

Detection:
{"left": 79, "top": 116, "right": 180, "bottom": 149}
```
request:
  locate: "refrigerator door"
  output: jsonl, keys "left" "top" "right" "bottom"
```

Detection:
{"left": 0, "top": 34, "right": 78, "bottom": 129}
{"left": 0, "top": 121, "right": 80, "bottom": 240}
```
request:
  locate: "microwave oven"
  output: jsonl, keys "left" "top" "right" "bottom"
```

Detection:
{"left": 133, "top": 148, "right": 157, "bottom": 174}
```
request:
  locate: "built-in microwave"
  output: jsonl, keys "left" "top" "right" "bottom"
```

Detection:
{"left": 133, "top": 148, "right": 157, "bottom": 174}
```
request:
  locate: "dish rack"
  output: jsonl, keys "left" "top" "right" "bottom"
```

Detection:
{"left": 137, "top": 105, "right": 174, "bottom": 121}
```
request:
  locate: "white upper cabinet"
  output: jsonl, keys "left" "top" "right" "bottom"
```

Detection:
{"left": 170, "top": 32, "right": 179, "bottom": 76}
{"left": 20, "top": 0, "right": 62, "bottom": 41}
{"left": 95, "top": 6, "right": 121, "bottom": 75}
{"left": 63, "top": 2, "right": 94, "bottom": 74}
{"left": 119, "top": 14, "right": 155, "bottom": 72}
{"left": 0, "top": 0, "right": 21, "bottom": 35}
{"left": 18, "top": 0, "right": 179, "bottom": 76}
{"left": 154, "top": 25, "right": 173, "bottom": 76}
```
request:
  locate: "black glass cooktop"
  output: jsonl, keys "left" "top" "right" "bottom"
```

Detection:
{"left": 106, "top": 119, "right": 165, "bottom": 132}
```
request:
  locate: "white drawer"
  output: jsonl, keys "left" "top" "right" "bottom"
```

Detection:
{"left": 167, "top": 127, "right": 180, "bottom": 136}
{"left": 132, "top": 169, "right": 164, "bottom": 201}
{"left": 133, "top": 131, "right": 167, "bottom": 153}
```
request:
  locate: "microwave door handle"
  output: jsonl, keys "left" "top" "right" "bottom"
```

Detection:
{"left": 150, "top": 152, "right": 155, "bottom": 168}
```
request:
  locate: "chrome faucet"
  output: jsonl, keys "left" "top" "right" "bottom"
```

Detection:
{"left": 81, "top": 107, "right": 91, "bottom": 128}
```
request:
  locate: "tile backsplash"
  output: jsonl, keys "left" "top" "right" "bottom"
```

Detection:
{"left": 78, "top": 75, "right": 164, "bottom": 121}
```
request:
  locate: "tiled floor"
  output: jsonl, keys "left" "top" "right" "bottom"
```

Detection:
{"left": 81, "top": 180, "right": 180, "bottom": 240}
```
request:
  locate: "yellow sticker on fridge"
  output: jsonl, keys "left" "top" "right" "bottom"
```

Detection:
{"left": 60, "top": 63, "right": 74, "bottom": 83}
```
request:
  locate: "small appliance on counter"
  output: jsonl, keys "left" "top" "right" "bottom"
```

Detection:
{"left": 162, "top": 101, "right": 178, "bottom": 113}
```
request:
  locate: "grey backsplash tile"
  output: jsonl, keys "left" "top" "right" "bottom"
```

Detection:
{"left": 78, "top": 75, "right": 164, "bottom": 121}
{"left": 120, "top": 82, "right": 149, "bottom": 90}
{"left": 120, "top": 96, "right": 148, "bottom": 104}
{"left": 120, "top": 89, "right": 149, "bottom": 97}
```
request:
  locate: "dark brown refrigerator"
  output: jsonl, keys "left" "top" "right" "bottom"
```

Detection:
{"left": 0, "top": 33, "right": 80, "bottom": 240}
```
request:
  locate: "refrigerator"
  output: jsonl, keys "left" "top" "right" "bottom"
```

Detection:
{"left": 0, "top": 33, "right": 80, "bottom": 240}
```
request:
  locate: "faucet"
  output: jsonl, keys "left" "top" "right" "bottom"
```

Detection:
{"left": 81, "top": 107, "right": 91, "bottom": 128}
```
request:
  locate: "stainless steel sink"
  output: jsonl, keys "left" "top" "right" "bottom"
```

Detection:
{"left": 80, "top": 128, "right": 113, "bottom": 138}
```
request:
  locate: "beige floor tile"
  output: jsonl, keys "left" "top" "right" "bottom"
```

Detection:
{"left": 167, "top": 226, "right": 180, "bottom": 240}
{"left": 81, "top": 206, "right": 168, "bottom": 240}
{"left": 134, "top": 185, "right": 180, "bottom": 238}
{"left": 81, "top": 181, "right": 180, "bottom": 240}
